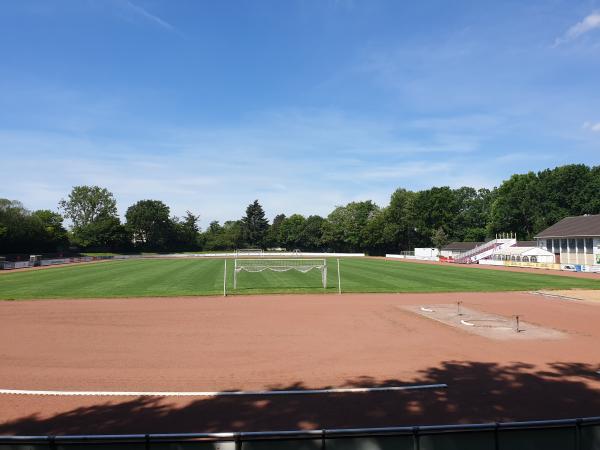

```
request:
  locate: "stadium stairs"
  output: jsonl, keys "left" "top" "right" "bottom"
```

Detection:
{"left": 454, "top": 238, "right": 516, "bottom": 264}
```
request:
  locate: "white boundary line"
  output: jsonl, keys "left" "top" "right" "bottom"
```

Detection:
{"left": 420, "top": 307, "right": 434, "bottom": 312}
{"left": 0, "top": 384, "right": 447, "bottom": 397}
{"left": 531, "top": 291, "right": 584, "bottom": 302}
{"left": 460, "top": 319, "right": 475, "bottom": 326}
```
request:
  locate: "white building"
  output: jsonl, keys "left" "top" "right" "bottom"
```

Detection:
{"left": 534, "top": 214, "right": 600, "bottom": 266}
{"left": 489, "top": 246, "right": 555, "bottom": 263}
{"left": 440, "top": 242, "right": 484, "bottom": 259}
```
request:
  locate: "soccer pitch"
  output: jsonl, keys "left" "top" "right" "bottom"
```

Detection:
{"left": 0, "top": 258, "right": 599, "bottom": 300}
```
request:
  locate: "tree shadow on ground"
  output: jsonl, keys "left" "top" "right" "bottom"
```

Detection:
{"left": 1, "top": 361, "right": 600, "bottom": 435}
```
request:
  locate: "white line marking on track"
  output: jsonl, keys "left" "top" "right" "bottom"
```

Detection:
{"left": 420, "top": 307, "right": 434, "bottom": 312}
{"left": 460, "top": 319, "right": 475, "bottom": 326}
{"left": 0, "top": 384, "right": 447, "bottom": 397}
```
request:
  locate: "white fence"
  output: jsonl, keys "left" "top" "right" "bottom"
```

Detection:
{"left": 163, "top": 252, "right": 365, "bottom": 258}
{"left": 386, "top": 253, "right": 439, "bottom": 262}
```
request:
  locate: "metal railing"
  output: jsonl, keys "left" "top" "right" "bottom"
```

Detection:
{"left": 1, "top": 416, "right": 600, "bottom": 450}
{"left": 454, "top": 238, "right": 515, "bottom": 264}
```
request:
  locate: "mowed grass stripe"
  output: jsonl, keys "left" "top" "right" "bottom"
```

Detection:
{"left": 340, "top": 259, "right": 504, "bottom": 292}
{"left": 341, "top": 258, "right": 599, "bottom": 292}
{"left": 0, "top": 257, "right": 598, "bottom": 300}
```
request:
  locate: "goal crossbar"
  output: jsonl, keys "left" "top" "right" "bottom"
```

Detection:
{"left": 233, "top": 258, "right": 327, "bottom": 289}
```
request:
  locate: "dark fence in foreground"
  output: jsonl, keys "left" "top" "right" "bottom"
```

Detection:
{"left": 2, "top": 417, "right": 600, "bottom": 450}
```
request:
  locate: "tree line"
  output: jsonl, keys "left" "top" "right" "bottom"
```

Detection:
{"left": 1, "top": 164, "right": 599, "bottom": 256}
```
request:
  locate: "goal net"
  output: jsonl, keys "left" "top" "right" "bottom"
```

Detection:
{"left": 233, "top": 258, "right": 327, "bottom": 289}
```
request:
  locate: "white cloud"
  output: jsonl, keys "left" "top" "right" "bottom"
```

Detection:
{"left": 124, "top": 1, "right": 178, "bottom": 33}
{"left": 0, "top": 108, "right": 497, "bottom": 226}
{"left": 555, "top": 12, "right": 600, "bottom": 45}
{"left": 582, "top": 121, "right": 600, "bottom": 132}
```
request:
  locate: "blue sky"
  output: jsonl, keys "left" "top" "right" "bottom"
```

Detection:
{"left": 2, "top": 0, "right": 600, "bottom": 225}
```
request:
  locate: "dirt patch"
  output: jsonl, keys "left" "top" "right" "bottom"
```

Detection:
{"left": 403, "top": 303, "right": 565, "bottom": 340}
{"left": 535, "top": 289, "right": 600, "bottom": 302}
{"left": 1, "top": 292, "right": 600, "bottom": 433}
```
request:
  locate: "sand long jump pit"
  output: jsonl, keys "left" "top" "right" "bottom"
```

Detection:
{"left": 404, "top": 302, "right": 565, "bottom": 340}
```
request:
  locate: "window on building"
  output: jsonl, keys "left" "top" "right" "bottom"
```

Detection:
{"left": 546, "top": 239, "right": 552, "bottom": 251}
{"left": 553, "top": 239, "right": 560, "bottom": 252}
{"left": 585, "top": 238, "right": 594, "bottom": 254}
{"left": 561, "top": 239, "right": 567, "bottom": 252}
{"left": 577, "top": 239, "right": 584, "bottom": 252}
{"left": 569, "top": 239, "right": 576, "bottom": 251}
{"left": 531, "top": 256, "right": 537, "bottom": 262}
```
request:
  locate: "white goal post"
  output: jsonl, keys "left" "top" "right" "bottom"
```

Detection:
{"left": 233, "top": 258, "right": 327, "bottom": 289}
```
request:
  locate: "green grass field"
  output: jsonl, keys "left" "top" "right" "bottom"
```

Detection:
{"left": 0, "top": 258, "right": 599, "bottom": 300}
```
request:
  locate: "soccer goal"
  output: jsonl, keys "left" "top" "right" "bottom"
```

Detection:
{"left": 233, "top": 258, "right": 327, "bottom": 289}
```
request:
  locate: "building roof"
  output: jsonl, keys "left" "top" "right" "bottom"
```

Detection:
{"left": 441, "top": 241, "right": 484, "bottom": 251}
{"left": 514, "top": 240, "right": 537, "bottom": 247}
{"left": 535, "top": 214, "right": 600, "bottom": 238}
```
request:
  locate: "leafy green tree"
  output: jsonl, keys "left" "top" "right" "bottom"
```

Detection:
{"left": 202, "top": 220, "right": 244, "bottom": 250}
{"left": 172, "top": 211, "right": 201, "bottom": 250}
{"left": 322, "top": 201, "right": 379, "bottom": 252}
{"left": 300, "top": 215, "right": 326, "bottom": 251}
{"left": 535, "top": 164, "right": 598, "bottom": 230}
{"left": 32, "top": 210, "right": 69, "bottom": 251}
{"left": 412, "top": 187, "right": 460, "bottom": 245}
{"left": 431, "top": 227, "right": 450, "bottom": 250}
{"left": 452, "top": 187, "right": 493, "bottom": 242}
{"left": 279, "top": 214, "right": 307, "bottom": 250}
{"left": 385, "top": 188, "right": 418, "bottom": 251}
{"left": 59, "top": 186, "right": 118, "bottom": 228}
{"left": 201, "top": 221, "right": 224, "bottom": 250}
{"left": 241, "top": 200, "right": 269, "bottom": 248}
{"left": 222, "top": 220, "right": 244, "bottom": 249}
{"left": 58, "top": 186, "right": 125, "bottom": 251}
{"left": 125, "top": 200, "right": 173, "bottom": 250}
{"left": 266, "top": 213, "right": 286, "bottom": 248}
{"left": 586, "top": 166, "right": 600, "bottom": 214}
{"left": 0, "top": 199, "right": 39, "bottom": 253}
{"left": 487, "top": 172, "right": 540, "bottom": 239}
{"left": 0, "top": 200, "right": 70, "bottom": 253}
{"left": 71, "top": 216, "right": 130, "bottom": 251}
{"left": 362, "top": 208, "right": 392, "bottom": 255}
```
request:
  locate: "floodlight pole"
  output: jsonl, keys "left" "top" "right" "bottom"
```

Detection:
{"left": 223, "top": 259, "right": 227, "bottom": 297}
{"left": 337, "top": 258, "right": 342, "bottom": 294}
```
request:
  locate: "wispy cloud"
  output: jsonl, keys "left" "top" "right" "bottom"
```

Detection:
{"left": 555, "top": 11, "right": 600, "bottom": 45}
{"left": 124, "top": 1, "right": 178, "bottom": 33}
{"left": 0, "top": 107, "right": 504, "bottom": 225}
{"left": 583, "top": 121, "right": 600, "bottom": 132}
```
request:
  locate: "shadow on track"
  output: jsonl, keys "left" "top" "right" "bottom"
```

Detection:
{"left": 2, "top": 361, "right": 600, "bottom": 435}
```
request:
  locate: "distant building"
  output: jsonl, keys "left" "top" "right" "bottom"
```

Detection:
{"left": 440, "top": 242, "right": 484, "bottom": 259}
{"left": 534, "top": 214, "right": 600, "bottom": 265}
{"left": 513, "top": 240, "right": 537, "bottom": 247}
{"left": 488, "top": 246, "right": 554, "bottom": 263}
